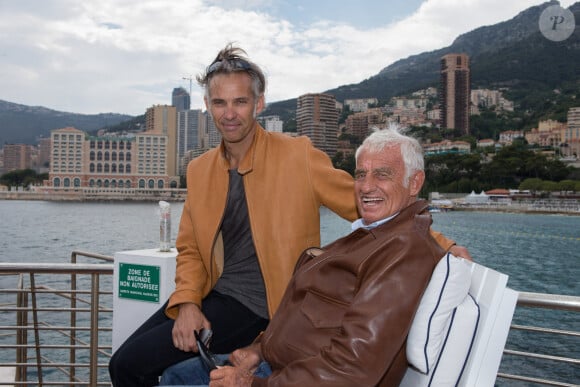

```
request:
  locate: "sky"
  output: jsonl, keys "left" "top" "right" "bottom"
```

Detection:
{"left": 0, "top": 0, "right": 576, "bottom": 116}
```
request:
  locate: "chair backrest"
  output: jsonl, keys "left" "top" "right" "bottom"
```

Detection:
{"left": 400, "top": 255, "right": 518, "bottom": 387}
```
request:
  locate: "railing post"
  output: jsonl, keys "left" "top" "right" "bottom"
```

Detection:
{"left": 70, "top": 252, "right": 78, "bottom": 382}
{"left": 29, "top": 274, "right": 43, "bottom": 386}
{"left": 15, "top": 274, "right": 27, "bottom": 383}
{"left": 89, "top": 273, "right": 100, "bottom": 386}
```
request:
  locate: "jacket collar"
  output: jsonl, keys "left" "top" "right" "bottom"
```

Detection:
{"left": 217, "top": 123, "right": 266, "bottom": 175}
{"left": 368, "top": 200, "right": 430, "bottom": 236}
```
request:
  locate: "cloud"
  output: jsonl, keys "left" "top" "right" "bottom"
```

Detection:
{"left": 0, "top": 0, "right": 575, "bottom": 115}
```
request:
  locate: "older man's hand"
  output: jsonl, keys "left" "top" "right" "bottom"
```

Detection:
{"left": 209, "top": 365, "right": 253, "bottom": 387}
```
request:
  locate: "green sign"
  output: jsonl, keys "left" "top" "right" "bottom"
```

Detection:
{"left": 118, "top": 263, "right": 160, "bottom": 303}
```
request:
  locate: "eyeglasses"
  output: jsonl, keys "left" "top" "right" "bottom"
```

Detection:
{"left": 194, "top": 329, "right": 230, "bottom": 371}
{"left": 206, "top": 58, "right": 253, "bottom": 75}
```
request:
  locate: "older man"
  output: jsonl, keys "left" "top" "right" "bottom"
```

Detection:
{"left": 160, "top": 126, "right": 454, "bottom": 386}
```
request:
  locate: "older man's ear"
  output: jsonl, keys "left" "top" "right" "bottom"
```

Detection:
{"left": 409, "top": 170, "right": 426, "bottom": 197}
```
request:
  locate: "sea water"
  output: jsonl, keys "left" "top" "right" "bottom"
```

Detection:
{"left": 0, "top": 201, "right": 578, "bottom": 384}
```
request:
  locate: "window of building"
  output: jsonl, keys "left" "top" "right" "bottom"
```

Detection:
{"left": 53, "top": 177, "right": 61, "bottom": 187}
{"left": 139, "top": 179, "right": 145, "bottom": 188}
{"left": 64, "top": 178, "right": 70, "bottom": 187}
{"left": 157, "top": 179, "right": 164, "bottom": 189}
{"left": 74, "top": 178, "right": 81, "bottom": 187}
{"left": 148, "top": 179, "right": 155, "bottom": 189}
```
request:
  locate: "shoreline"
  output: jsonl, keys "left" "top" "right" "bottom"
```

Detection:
{"left": 446, "top": 206, "right": 580, "bottom": 216}
{"left": 0, "top": 191, "right": 186, "bottom": 202}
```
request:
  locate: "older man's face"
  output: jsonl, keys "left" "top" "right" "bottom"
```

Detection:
{"left": 354, "top": 145, "right": 424, "bottom": 225}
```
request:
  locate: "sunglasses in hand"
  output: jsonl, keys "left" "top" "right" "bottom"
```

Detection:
{"left": 194, "top": 329, "right": 230, "bottom": 371}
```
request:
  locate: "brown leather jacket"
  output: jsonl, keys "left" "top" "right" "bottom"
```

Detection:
{"left": 253, "top": 200, "right": 445, "bottom": 387}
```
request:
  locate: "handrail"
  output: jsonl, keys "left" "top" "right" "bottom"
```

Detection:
{"left": 517, "top": 291, "right": 580, "bottom": 311}
{"left": 0, "top": 262, "right": 113, "bottom": 274}
{"left": 0, "top": 260, "right": 579, "bottom": 386}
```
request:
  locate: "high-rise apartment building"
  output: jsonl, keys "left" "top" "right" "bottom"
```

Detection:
{"left": 177, "top": 109, "right": 206, "bottom": 175}
{"left": 172, "top": 87, "right": 191, "bottom": 111}
{"left": 206, "top": 112, "right": 221, "bottom": 148}
{"left": 296, "top": 93, "right": 339, "bottom": 157}
{"left": 38, "top": 138, "right": 52, "bottom": 173}
{"left": 2, "top": 143, "right": 34, "bottom": 173}
{"left": 260, "top": 115, "right": 284, "bottom": 132}
{"left": 145, "top": 105, "right": 178, "bottom": 177}
{"left": 567, "top": 107, "right": 580, "bottom": 141}
{"left": 565, "top": 106, "right": 580, "bottom": 157}
{"left": 440, "top": 53, "right": 470, "bottom": 134}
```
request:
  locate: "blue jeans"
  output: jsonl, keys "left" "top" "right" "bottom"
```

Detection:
{"left": 159, "top": 354, "right": 272, "bottom": 386}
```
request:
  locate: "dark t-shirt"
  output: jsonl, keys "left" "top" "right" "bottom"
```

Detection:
{"left": 213, "top": 169, "right": 268, "bottom": 319}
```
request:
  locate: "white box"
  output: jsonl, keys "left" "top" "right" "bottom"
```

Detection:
{"left": 112, "top": 248, "right": 177, "bottom": 353}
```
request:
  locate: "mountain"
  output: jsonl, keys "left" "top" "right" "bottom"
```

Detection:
{"left": 263, "top": 1, "right": 580, "bottom": 125}
{"left": 0, "top": 100, "right": 133, "bottom": 145}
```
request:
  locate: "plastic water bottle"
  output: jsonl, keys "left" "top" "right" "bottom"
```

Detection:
{"left": 159, "top": 201, "right": 171, "bottom": 252}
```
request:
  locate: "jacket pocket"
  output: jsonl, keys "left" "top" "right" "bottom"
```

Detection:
{"left": 301, "top": 290, "right": 349, "bottom": 329}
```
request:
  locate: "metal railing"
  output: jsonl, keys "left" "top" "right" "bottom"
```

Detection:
{"left": 0, "top": 251, "right": 114, "bottom": 386}
{"left": 0, "top": 253, "right": 579, "bottom": 386}
{"left": 497, "top": 292, "right": 580, "bottom": 386}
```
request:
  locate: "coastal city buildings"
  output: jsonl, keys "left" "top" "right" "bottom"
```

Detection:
{"left": 2, "top": 68, "right": 580, "bottom": 195}
{"left": 172, "top": 87, "right": 191, "bottom": 111}
{"left": 343, "top": 98, "right": 378, "bottom": 112}
{"left": 296, "top": 93, "right": 339, "bottom": 157}
{"left": 2, "top": 144, "right": 35, "bottom": 172}
{"left": 259, "top": 115, "right": 284, "bottom": 133}
{"left": 48, "top": 125, "right": 180, "bottom": 190}
{"left": 439, "top": 53, "right": 471, "bottom": 134}
{"left": 471, "top": 89, "right": 514, "bottom": 113}
{"left": 177, "top": 109, "right": 205, "bottom": 175}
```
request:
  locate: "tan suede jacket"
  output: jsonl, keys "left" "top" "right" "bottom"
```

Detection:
{"left": 166, "top": 126, "right": 358, "bottom": 318}
{"left": 253, "top": 200, "right": 445, "bottom": 387}
{"left": 166, "top": 126, "right": 455, "bottom": 319}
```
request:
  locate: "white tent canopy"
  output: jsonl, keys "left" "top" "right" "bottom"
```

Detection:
{"left": 465, "top": 191, "right": 489, "bottom": 204}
